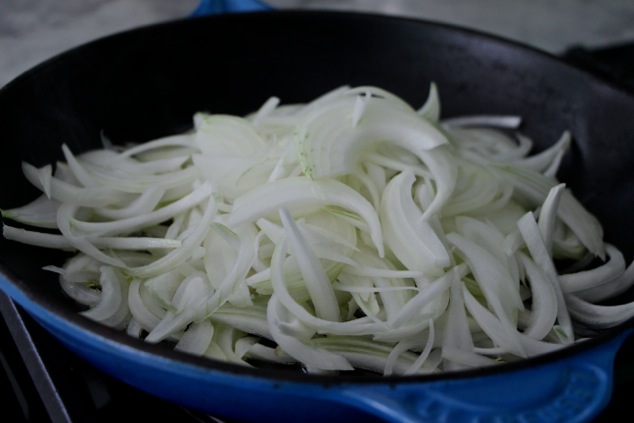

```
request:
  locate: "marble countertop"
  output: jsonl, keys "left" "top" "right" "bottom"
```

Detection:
{"left": 2, "top": 0, "right": 634, "bottom": 87}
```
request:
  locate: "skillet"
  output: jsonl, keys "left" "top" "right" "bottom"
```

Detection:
{"left": 1, "top": 9, "right": 634, "bottom": 423}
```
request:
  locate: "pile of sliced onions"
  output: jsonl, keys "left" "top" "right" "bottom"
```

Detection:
{"left": 3, "top": 85, "right": 634, "bottom": 375}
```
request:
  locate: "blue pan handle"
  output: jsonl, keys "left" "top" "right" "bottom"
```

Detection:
{"left": 334, "top": 330, "right": 632, "bottom": 423}
{"left": 191, "top": 0, "right": 272, "bottom": 16}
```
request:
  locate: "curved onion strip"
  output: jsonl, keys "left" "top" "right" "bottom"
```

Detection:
{"left": 267, "top": 294, "right": 353, "bottom": 372}
{"left": 518, "top": 252, "right": 558, "bottom": 339}
{"left": 518, "top": 212, "right": 574, "bottom": 343}
{"left": 230, "top": 177, "right": 384, "bottom": 257}
{"left": 80, "top": 266, "right": 130, "bottom": 330}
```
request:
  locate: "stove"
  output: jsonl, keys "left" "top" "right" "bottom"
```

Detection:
{"left": 1, "top": 42, "right": 634, "bottom": 423}
{"left": 0, "top": 291, "right": 227, "bottom": 423}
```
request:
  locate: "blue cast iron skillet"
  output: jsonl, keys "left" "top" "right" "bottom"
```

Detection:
{"left": 1, "top": 9, "right": 634, "bottom": 423}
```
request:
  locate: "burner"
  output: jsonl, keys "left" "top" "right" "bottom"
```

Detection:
{"left": 0, "top": 292, "right": 226, "bottom": 422}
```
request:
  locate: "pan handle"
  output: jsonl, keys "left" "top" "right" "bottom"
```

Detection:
{"left": 335, "top": 330, "right": 632, "bottom": 423}
{"left": 191, "top": 0, "right": 272, "bottom": 16}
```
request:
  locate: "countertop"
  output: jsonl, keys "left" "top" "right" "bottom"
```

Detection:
{"left": 2, "top": 0, "right": 634, "bottom": 87}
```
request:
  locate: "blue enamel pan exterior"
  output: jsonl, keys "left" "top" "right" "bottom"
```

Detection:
{"left": 2, "top": 7, "right": 634, "bottom": 422}
{"left": 0, "top": 275, "right": 631, "bottom": 422}
{"left": 192, "top": 0, "right": 271, "bottom": 15}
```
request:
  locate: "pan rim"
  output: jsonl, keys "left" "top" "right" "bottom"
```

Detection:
{"left": 1, "top": 9, "right": 633, "bottom": 388}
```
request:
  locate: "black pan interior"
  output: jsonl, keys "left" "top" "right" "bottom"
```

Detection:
{"left": 1, "top": 11, "right": 634, "bottom": 380}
